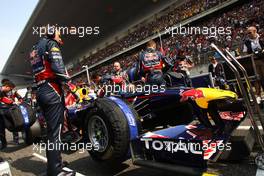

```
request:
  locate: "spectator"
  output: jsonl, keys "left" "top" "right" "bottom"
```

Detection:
{"left": 71, "top": 0, "right": 264, "bottom": 92}
{"left": 208, "top": 56, "right": 226, "bottom": 89}
{"left": 243, "top": 26, "right": 264, "bottom": 102}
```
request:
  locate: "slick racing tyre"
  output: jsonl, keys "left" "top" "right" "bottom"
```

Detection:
{"left": 85, "top": 97, "right": 134, "bottom": 165}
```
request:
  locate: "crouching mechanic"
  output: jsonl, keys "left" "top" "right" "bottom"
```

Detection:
{"left": 0, "top": 79, "right": 23, "bottom": 145}
{"left": 0, "top": 80, "right": 17, "bottom": 149}
{"left": 137, "top": 40, "right": 167, "bottom": 86}
{"left": 29, "top": 26, "right": 75, "bottom": 176}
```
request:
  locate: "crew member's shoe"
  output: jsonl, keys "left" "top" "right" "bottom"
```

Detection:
{"left": 57, "top": 170, "right": 76, "bottom": 176}
{"left": 0, "top": 139, "right": 7, "bottom": 150}
{"left": 12, "top": 132, "right": 19, "bottom": 145}
{"left": 62, "top": 161, "right": 69, "bottom": 167}
{"left": 256, "top": 96, "right": 262, "bottom": 104}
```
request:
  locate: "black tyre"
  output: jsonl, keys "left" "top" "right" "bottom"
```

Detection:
{"left": 85, "top": 97, "right": 134, "bottom": 164}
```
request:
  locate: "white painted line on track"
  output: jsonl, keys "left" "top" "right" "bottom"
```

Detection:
{"left": 32, "top": 153, "right": 86, "bottom": 176}
{"left": 32, "top": 153, "right": 47, "bottom": 162}
{"left": 237, "top": 126, "right": 263, "bottom": 130}
{"left": 256, "top": 168, "right": 264, "bottom": 176}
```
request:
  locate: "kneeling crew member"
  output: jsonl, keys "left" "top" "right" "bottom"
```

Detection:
{"left": 0, "top": 80, "right": 16, "bottom": 149}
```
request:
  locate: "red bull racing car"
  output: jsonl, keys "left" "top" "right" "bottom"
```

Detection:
{"left": 28, "top": 44, "right": 264, "bottom": 175}
{"left": 59, "top": 84, "right": 247, "bottom": 175}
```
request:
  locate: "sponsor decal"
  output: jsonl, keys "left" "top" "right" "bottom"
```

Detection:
{"left": 219, "top": 111, "right": 244, "bottom": 121}
{"left": 107, "top": 96, "right": 138, "bottom": 140}
{"left": 19, "top": 105, "right": 29, "bottom": 125}
{"left": 141, "top": 138, "right": 203, "bottom": 155}
{"left": 180, "top": 89, "right": 204, "bottom": 102}
{"left": 140, "top": 137, "right": 230, "bottom": 160}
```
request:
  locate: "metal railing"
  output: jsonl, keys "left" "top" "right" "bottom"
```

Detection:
{"left": 211, "top": 43, "right": 264, "bottom": 153}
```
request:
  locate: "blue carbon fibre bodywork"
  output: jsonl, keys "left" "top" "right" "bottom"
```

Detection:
{"left": 19, "top": 105, "right": 30, "bottom": 127}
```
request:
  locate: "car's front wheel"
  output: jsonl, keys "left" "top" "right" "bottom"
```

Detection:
{"left": 85, "top": 98, "right": 132, "bottom": 165}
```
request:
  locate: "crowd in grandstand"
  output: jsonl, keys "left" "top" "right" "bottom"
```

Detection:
{"left": 68, "top": 0, "right": 228, "bottom": 74}
{"left": 70, "top": 0, "right": 263, "bottom": 84}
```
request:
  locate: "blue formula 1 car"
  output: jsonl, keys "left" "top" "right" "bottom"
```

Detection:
{"left": 62, "top": 44, "right": 264, "bottom": 175}
{"left": 64, "top": 86, "right": 247, "bottom": 175}
{"left": 30, "top": 44, "right": 264, "bottom": 175}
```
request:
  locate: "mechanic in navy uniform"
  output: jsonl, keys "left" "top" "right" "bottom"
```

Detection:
{"left": 137, "top": 40, "right": 167, "bottom": 85}
{"left": 1, "top": 79, "right": 23, "bottom": 145}
{"left": 29, "top": 26, "right": 75, "bottom": 176}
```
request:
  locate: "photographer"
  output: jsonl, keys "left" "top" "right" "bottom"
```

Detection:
{"left": 173, "top": 55, "right": 194, "bottom": 87}
{"left": 243, "top": 26, "right": 264, "bottom": 102}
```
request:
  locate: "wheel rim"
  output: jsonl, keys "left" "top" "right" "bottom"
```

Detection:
{"left": 88, "top": 115, "right": 109, "bottom": 152}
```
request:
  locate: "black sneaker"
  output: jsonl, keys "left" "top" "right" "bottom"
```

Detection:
{"left": 62, "top": 161, "right": 69, "bottom": 168}
{"left": 12, "top": 132, "right": 19, "bottom": 145}
{"left": 0, "top": 139, "right": 7, "bottom": 150}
